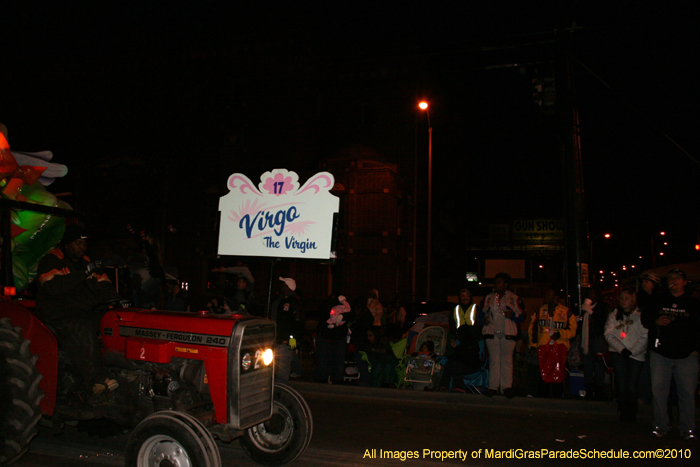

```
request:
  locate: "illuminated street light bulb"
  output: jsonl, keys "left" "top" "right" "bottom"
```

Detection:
{"left": 660, "top": 252, "right": 664, "bottom": 256}
{"left": 604, "top": 233, "right": 611, "bottom": 238}
{"left": 418, "top": 101, "right": 428, "bottom": 110}
{"left": 660, "top": 232, "right": 666, "bottom": 236}
{"left": 539, "top": 265, "right": 543, "bottom": 269}
{"left": 631, "top": 265, "right": 635, "bottom": 268}
{"left": 599, "top": 270, "right": 604, "bottom": 274}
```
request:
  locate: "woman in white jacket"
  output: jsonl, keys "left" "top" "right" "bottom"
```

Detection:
{"left": 605, "top": 288, "right": 648, "bottom": 422}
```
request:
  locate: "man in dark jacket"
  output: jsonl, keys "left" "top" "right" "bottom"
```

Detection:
{"left": 35, "top": 224, "right": 123, "bottom": 394}
{"left": 439, "top": 324, "right": 483, "bottom": 393}
{"left": 272, "top": 277, "right": 302, "bottom": 384}
{"left": 580, "top": 287, "right": 609, "bottom": 400}
{"left": 636, "top": 270, "right": 660, "bottom": 404}
{"left": 641, "top": 269, "right": 700, "bottom": 440}
{"left": 637, "top": 270, "right": 660, "bottom": 313}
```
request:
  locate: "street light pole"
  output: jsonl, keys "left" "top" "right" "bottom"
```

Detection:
{"left": 419, "top": 101, "right": 432, "bottom": 301}
{"left": 651, "top": 231, "right": 666, "bottom": 268}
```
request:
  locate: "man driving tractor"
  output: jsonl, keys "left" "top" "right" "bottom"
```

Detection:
{"left": 34, "top": 223, "right": 124, "bottom": 397}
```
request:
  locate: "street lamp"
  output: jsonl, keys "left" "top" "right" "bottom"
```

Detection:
{"left": 651, "top": 231, "right": 666, "bottom": 268}
{"left": 419, "top": 101, "right": 432, "bottom": 300}
{"left": 589, "top": 232, "right": 611, "bottom": 282}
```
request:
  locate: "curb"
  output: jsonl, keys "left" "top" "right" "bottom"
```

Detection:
{"left": 289, "top": 381, "right": 636, "bottom": 416}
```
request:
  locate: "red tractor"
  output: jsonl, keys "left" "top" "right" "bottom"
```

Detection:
{"left": 0, "top": 296, "right": 313, "bottom": 467}
{"left": 0, "top": 135, "right": 313, "bottom": 466}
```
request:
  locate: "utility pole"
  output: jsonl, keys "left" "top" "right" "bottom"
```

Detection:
{"left": 557, "top": 26, "right": 588, "bottom": 313}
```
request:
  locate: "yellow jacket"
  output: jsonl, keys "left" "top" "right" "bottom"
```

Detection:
{"left": 529, "top": 303, "right": 577, "bottom": 350}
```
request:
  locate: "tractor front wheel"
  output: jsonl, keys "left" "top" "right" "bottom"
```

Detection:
{"left": 239, "top": 383, "right": 313, "bottom": 466}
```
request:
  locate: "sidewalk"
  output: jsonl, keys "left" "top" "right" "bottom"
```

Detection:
{"left": 291, "top": 350, "right": 641, "bottom": 416}
{"left": 291, "top": 349, "right": 698, "bottom": 421}
{"left": 289, "top": 380, "right": 654, "bottom": 417}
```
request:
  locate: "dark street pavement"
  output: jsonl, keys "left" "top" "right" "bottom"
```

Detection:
{"left": 294, "top": 380, "right": 697, "bottom": 465}
{"left": 15, "top": 380, "right": 698, "bottom": 466}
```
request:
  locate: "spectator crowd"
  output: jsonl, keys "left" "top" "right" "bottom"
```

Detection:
{"left": 272, "top": 270, "right": 699, "bottom": 442}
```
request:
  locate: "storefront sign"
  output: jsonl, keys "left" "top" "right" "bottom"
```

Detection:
{"left": 513, "top": 219, "right": 564, "bottom": 245}
{"left": 218, "top": 169, "right": 339, "bottom": 259}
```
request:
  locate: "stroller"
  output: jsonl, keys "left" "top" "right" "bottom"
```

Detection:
{"left": 402, "top": 325, "right": 448, "bottom": 390}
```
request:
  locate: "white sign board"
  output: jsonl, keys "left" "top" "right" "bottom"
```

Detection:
{"left": 218, "top": 169, "right": 339, "bottom": 260}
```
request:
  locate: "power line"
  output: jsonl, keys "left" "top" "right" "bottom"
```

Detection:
{"left": 576, "top": 58, "right": 700, "bottom": 170}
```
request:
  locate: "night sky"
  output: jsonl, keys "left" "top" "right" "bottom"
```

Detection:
{"left": 3, "top": 2, "right": 699, "bottom": 279}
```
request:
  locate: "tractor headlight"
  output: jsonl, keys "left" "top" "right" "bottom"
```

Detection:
{"left": 241, "top": 352, "right": 252, "bottom": 371}
{"left": 263, "top": 348, "right": 273, "bottom": 366}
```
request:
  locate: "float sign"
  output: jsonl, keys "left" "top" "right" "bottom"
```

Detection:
{"left": 218, "top": 169, "right": 339, "bottom": 260}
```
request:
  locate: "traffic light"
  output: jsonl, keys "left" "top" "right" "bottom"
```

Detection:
{"left": 532, "top": 76, "right": 555, "bottom": 115}
{"left": 532, "top": 77, "right": 544, "bottom": 107}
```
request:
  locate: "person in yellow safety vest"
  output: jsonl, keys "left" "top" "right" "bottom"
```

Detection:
{"left": 440, "top": 287, "right": 483, "bottom": 392}
{"left": 452, "top": 288, "right": 478, "bottom": 329}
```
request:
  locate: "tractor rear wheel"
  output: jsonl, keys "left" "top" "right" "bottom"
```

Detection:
{"left": 0, "top": 318, "right": 44, "bottom": 466}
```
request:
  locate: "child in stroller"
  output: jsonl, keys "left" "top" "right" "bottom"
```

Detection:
{"left": 403, "top": 326, "right": 447, "bottom": 390}
{"left": 415, "top": 340, "right": 437, "bottom": 358}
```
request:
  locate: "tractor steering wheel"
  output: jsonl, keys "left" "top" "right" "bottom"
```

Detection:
{"left": 92, "top": 298, "right": 131, "bottom": 313}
